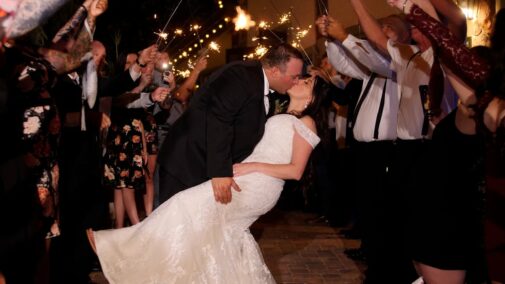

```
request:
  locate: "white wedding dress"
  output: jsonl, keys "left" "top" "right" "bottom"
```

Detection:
{"left": 93, "top": 114, "right": 320, "bottom": 284}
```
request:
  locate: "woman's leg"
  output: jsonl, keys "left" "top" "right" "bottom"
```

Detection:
{"left": 122, "top": 188, "right": 140, "bottom": 225}
{"left": 415, "top": 261, "right": 466, "bottom": 284}
{"left": 143, "top": 155, "right": 156, "bottom": 216}
{"left": 114, "top": 189, "right": 125, "bottom": 228}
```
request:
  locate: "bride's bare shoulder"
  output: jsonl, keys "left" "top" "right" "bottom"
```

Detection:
{"left": 298, "top": 116, "right": 317, "bottom": 134}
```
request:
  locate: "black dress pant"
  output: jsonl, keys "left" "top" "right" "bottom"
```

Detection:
{"left": 158, "top": 166, "right": 188, "bottom": 204}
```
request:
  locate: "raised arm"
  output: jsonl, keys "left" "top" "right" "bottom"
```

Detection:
{"left": 388, "top": 0, "right": 490, "bottom": 88}
{"left": 52, "top": 0, "right": 93, "bottom": 48}
{"left": 232, "top": 116, "right": 318, "bottom": 181}
{"left": 173, "top": 54, "right": 208, "bottom": 103}
{"left": 349, "top": 0, "right": 389, "bottom": 53}
{"left": 428, "top": 0, "right": 467, "bottom": 43}
{"left": 38, "top": 0, "right": 107, "bottom": 74}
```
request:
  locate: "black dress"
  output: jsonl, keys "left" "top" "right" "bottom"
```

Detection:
{"left": 408, "top": 110, "right": 487, "bottom": 274}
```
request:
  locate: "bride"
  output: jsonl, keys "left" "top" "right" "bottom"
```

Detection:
{"left": 87, "top": 74, "right": 330, "bottom": 284}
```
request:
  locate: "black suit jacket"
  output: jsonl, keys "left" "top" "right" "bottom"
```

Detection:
{"left": 157, "top": 60, "right": 267, "bottom": 188}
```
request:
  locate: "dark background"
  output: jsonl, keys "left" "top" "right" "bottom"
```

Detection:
{"left": 42, "top": 0, "right": 239, "bottom": 71}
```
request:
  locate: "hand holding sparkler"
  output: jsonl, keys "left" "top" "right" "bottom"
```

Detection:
{"left": 193, "top": 55, "right": 208, "bottom": 73}
{"left": 316, "top": 15, "right": 348, "bottom": 42}
{"left": 150, "top": 86, "right": 171, "bottom": 103}
{"left": 138, "top": 44, "right": 157, "bottom": 65}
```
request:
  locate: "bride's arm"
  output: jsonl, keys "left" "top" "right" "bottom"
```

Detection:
{"left": 232, "top": 117, "right": 317, "bottom": 181}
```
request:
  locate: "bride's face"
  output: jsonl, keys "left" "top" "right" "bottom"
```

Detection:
{"left": 287, "top": 75, "right": 316, "bottom": 101}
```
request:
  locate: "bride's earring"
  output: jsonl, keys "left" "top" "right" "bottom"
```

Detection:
{"left": 304, "top": 100, "right": 310, "bottom": 109}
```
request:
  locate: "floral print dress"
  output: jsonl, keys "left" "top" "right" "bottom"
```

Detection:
{"left": 4, "top": 46, "right": 61, "bottom": 237}
{"left": 103, "top": 85, "right": 160, "bottom": 192}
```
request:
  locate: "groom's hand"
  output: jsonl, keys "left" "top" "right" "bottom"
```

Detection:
{"left": 211, "top": 177, "right": 241, "bottom": 204}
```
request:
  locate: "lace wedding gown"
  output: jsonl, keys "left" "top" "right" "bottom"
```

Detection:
{"left": 93, "top": 114, "right": 320, "bottom": 284}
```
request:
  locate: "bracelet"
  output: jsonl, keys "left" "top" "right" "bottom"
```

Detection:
{"left": 136, "top": 57, "right": 147, "bottom": 68}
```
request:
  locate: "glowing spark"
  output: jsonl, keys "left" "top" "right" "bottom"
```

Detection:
{"left": 233, "top": 6, "right": 256, "bottom": 31}
{"left": 278, "top": 12, "right": 291, "bottom": 24}
{"left": 174, "top": 29, "right": 183, "bottom": 35}
{"left": 153, "top": 14, "right": 157, "bottom": 19}
{"left": 258, "top": 21, "right": 270, "bottom": 29}
{"left": 255, "top": 45, "right": 268, "bottom": 57}
{"left": 208, "top": 41, "right": 221, "bottom": 53}
{"left": 177, "top": 69, "right": 191, "bottom": 78}
{"left": 291, "top": 41, "right": 299, "bottom": 48}
{"left": 191, "top": 24, "right": 200, "bottom": 31}
{"left": 296, "top": 29, "right": 309, "bottom": 39}
{"left": 252, "top": 36, "right": 269, "bottom": 42}
{"left": 154, "top": 31, "right": 168, "bottom": 40}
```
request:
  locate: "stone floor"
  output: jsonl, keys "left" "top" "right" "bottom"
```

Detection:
{"left": 90, "top": 209, "right": 365, "bottom": 284}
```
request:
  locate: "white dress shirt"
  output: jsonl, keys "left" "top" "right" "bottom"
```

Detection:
{"left": 387, "top": 40, "right": 434, "bottom": 140}
{"left": 262, "top": 68, "right": 270, "bottom": 114}
{"left": 326, "top": 37, "right": 399, "bottom": 142}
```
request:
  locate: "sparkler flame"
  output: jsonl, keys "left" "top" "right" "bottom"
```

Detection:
{"left": 208, "top": 41, "right": 221, "bottom": 53}
{"left": 278, "top": 12, "right": 291, "bottom": 24}
{"left": 154, "top": 31, "right": 168, "bottom": 40}
{"left": 255, "top": 45, "right": 268, "bottom": 57}
{"left": 258, "top": 21, "right": 270, "bottom": 29}
{"left": 232, "top": 6, "right": 256, "bottom": 31}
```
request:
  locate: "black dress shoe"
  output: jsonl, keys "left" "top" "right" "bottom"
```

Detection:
{"left": 344, "top": 248, "right": 366, "bottom": 261}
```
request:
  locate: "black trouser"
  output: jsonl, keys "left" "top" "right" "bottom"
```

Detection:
{"left": 157, "top": 166, "right": 188, "bottom": 204}
{"left": 353, "top": 140, "right": 417, "bottom": 284}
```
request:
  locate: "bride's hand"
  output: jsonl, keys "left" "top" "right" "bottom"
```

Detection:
{"left": 232, "top": 162, "right": 258, "bottom": 176}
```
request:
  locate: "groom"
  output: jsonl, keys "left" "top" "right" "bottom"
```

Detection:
{"left": 157, "top": 43, "right": 304, "bottom": 204}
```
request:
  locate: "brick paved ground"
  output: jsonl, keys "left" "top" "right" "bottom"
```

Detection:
{"left": 90, "top": 209, "right": 365, "bottom": 284}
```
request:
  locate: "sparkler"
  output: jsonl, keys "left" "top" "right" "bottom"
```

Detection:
{"left": 317, "top": 0, "right": 329, "bottom": 15}
{"left": 287, "top": 7, "right": 314, "bottom": 66}
{"left": 156, "top": 0, "right": 184, "bottom": 46}
{"left": 208, "top": 41, "right": 221, "bottom": 53}
{"left": 154, "top": 30, "right": 168, "bottom": 41}
{"left": 278, "top": 12, "right": 291, "bottom": 25}
{"left": 232, "top": 6, "right": 256, "bottom": 31}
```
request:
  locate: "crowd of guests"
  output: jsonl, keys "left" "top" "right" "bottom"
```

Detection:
{"left": 0, "top": 0, "right": 504, "bottom": 283}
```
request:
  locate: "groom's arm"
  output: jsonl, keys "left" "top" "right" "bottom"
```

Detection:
{"left": 206, "top": 67, "right": 253, "bottom": 203}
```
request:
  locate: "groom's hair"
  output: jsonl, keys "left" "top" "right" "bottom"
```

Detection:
{"left": 260, "top": 43, "right": 304, "bottom": 72}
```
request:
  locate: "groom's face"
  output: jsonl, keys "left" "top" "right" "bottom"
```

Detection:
{"left": 270, "top": 58, "right": 304, "bottom": 94}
